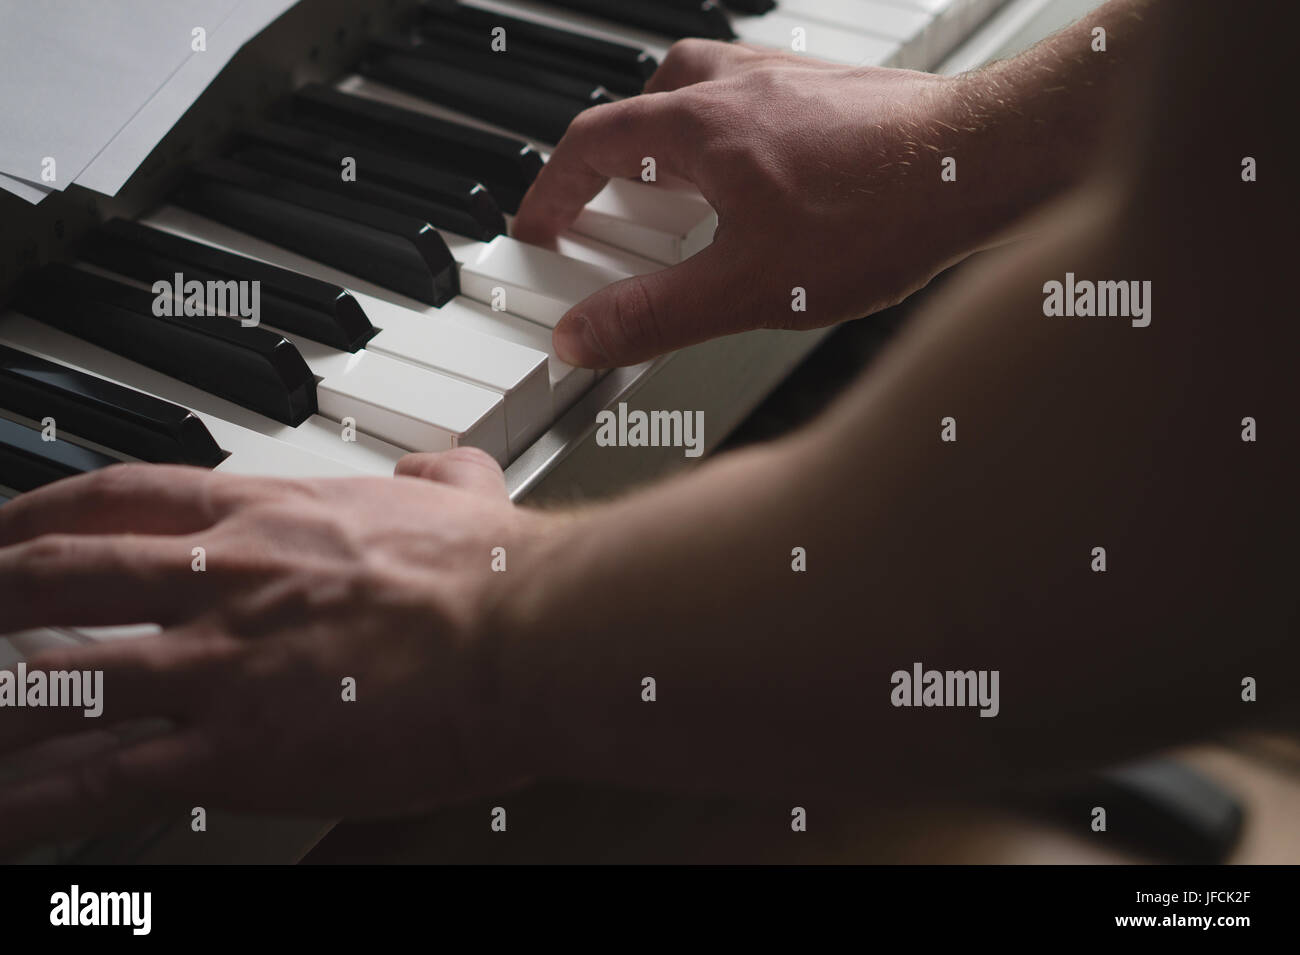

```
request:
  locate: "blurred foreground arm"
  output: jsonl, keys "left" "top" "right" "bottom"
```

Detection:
{"left": 501, "top": 0, "right": 1297, "bottom": 796}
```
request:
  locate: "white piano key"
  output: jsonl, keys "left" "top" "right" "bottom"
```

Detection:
{"left": 435, "top": 226, "right": 656, "bottom": 328}
{"left": 777, "top": 0, "right": 932, "bottom": 41}
{"left": 0, "top": 637, "right": 23, "bottom": 670}
{"left": 732, "top": 11, "right": 900, "bottom": 65}
{"left": 458, "top": 236, "right": 632, "bottom": 329}
{"left": 532, "top": 229, "right": 662, "bottom": 277}
{"left": 275, "top": 336, "right": 510, "bottom": 464}
{"left": 774, "top": 0, "right": 933, "bottom": 68}
{"left": 339, "top": 76, "right": 718, "bottom": 266}
{"left": 71, "top": 625, "right": 162, "bottom": 642}
{"left": 150, "top": 205, "right": 593, "bottom": 417}
{"left": 430, "top": 297, "right": 595, "bottom": 415}
{"left": 877, "top": 0, "right": 965, "bottom": 15}
{"left": 576, "top": 179, "right": 717, "bottom": 266}
{"left": 4, "top": 627, "right": 85, "bottom": 657}
{"left": 145, "top": 207, "right": 561, "bottom": 455}
{"left": 365, "top": 318, "right": 549, "bottom": 456}
{"left": 0, "top": 313, "right": 402, "bottom": 478}
{"left": 876, "top": 0, "right": 1011, "bottom": 68}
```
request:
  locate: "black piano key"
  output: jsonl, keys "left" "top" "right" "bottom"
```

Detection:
{"left": 371, "top": 34, "right": 614, "bottom": 107}
{"left": 231, "top": 144, "right": 502, "bottom": 243}
{"left": 15, "top": 265, "right": 318, "bottom": 427}
{"left": 0, "top": 415, "right": 120, "bottom": 493}
{"left": 359, "top": 48, "right": 588, "bottom": 145}
{"left": 0, "top": 343, "right": 226, "bottom": 468}
{"left": 289, "top": 84, "right": 544, "bottom": 213}
{"left": 540, "top": 0, "right": 736, "bottom": 40}
{"left": 723, "top": 0, "right": 776, "bottom": 13}
{"left": 420, "top": 2, "right": 657, "bottom": 95}
{"left": 240, "top": 121, "right": 505, "bottom": 240}
{"left": 418, "top": 20, "right": 648, "bottom": 98}
{"left": 80, "top": 219, "right": 377, "bottom": 352}
{"left": 175, "top": 158, "right": 459, "bottom": 306}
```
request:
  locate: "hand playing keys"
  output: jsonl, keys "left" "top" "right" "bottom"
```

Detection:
{"left": 0, "top": 451, "right": 543, "bottom": 855}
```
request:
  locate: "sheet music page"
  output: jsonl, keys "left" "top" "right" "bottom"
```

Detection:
{"left": 73, "top": 0, "right": 300, "bottom": 197}
{"left": 0, "top": 0, "right": 241, "bottom": 191}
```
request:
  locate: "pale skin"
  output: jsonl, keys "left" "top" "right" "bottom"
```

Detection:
{"left": 0, "top": 0, "right": 1293, "bottom": 854}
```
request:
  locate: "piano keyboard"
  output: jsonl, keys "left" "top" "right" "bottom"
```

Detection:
{"left": 0, "top": 0, "right": 1012, "bottom": 861}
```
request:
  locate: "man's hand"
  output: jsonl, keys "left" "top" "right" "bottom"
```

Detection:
{"left": 515, "top": 14, "right": 1152, "bottom": 369}
{"left": 0, "top": 451, "right": 542, "bottom": 854}
{"left": 515, "top": 41, "right": 968, "bottom": 367}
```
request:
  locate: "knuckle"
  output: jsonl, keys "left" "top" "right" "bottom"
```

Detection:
{"left": 567, "top": 98, "right": 631, "bottom": 140}
{"left": 661, "top": 37, "right": 711, "bottom": 71}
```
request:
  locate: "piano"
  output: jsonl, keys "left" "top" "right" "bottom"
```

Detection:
{"left": 0, "top": 0, "right": 1096, "bottom": 862}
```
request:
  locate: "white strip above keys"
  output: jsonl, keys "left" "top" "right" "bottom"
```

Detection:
{"left": 146, "top": 207, "right": 562, "bottom": 456}
{"left": 0, "top": 313, "right": 403, "bottom": 477}
{"left": 338, "top": 76, "right": 719, "bottom": 267}
{"left": 877, "top": 0, "right": 965, "bottom": 14}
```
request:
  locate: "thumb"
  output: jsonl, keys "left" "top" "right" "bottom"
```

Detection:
{"left": 394, "top": 447, "right": 506, "bottom": 499}
{"left": 553, "top": 243, "right": 754, "bottom": 368}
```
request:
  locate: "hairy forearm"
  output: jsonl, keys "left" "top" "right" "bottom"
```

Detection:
{"left": 922, "top": 0, "right": 1157, "bottom": 254}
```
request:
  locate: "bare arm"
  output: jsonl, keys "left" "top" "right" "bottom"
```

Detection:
{"left": 498, "top": 1, "right": 1297, "bottom": 798}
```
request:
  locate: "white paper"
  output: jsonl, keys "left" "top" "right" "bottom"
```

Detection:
{"left": 0, "top": 172, "right": 54, "bottom": 203}
{"left": 74, "top": 0, "right": 299, "bottom": 197}
{"left": 0, "top": 1, "right": 242, "bottom": 188}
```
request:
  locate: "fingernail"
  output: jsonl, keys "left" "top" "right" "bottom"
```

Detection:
{"left": 554, "top": 314, "right": 608, "bottom": 368}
